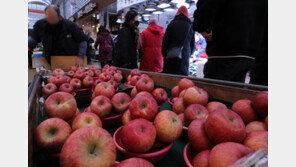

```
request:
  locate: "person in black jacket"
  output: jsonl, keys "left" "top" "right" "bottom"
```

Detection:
{"left": 113, "top": 10, "right": 139, "bottom": 69}
{"left": 162, "top": 6, "right": 195, "bottom": 76}
{"left": 193, "top": 0, "right": 268, "bottom": 83}
{"left": 28, "top": 5, "right": 88, "bottom": 66}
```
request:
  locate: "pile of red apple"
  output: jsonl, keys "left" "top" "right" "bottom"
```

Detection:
{"left": 43, "top": 65, "right": 123, "bottom": 98}
{"left": 169, "top": 78, "right": 268, "bottom": 166}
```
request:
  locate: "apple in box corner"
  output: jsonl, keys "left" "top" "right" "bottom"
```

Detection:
{"left": 188, "top": 119, "right": 213, "bottom": 151}
{"left": 94, "top": 82, "right": 115, "bottom": 99}
{"left": 53, "top": 68, "right": 65, "bottom": 76}
{"left": 183, "top": 86, "right": 209, "bottom": 106}
{"left": 251, "top": 91, "right": 268, "bottom": 118}
{"left": 209, "top": 142, "right": 253, "bottom": 167}
{"left": 121, "top": 119, "right": 156, "bottom": 153}
{"left": 245, "top": 121, "right": 266, "bottom": 132}
{"left": 206, "top": 101, "right": 227, "bottom": 114}
{"left": 42, "top": 83, "right": 57, "bottom": 98}
{"left": 44, "top": 92, "right": 77, "bottom": 121}
{"left": 152, "top": 88, "right": 168, "bottom": 105}
{"left": 90, "top": 95, "right": 112, "bottom": 118}
{"left": 111, "top": 92, "right": 131, "bottom": 113}
{"left": 35, "top": 118, "right": 71, "bottom": 153}
{"left": 59, "top": 83, "right": 74, "bottom": 94}
{"left": 60, "top": 127, "right": 116, "bottom": 167}
{"left": 131, "top": 69, "right": 141, "bottom": 76}
{"left": 154, "top": 110, "right": 183, "bottom": 143}
{"left": 72, "top": 112, "right": 102, "bottom": 131}
{"left": 83, "top": 76, "right": 94, "bottom": 88}
{"left": 117, "top": 158, "right": 154, "bottom": 167}
{"left": 70, "top": 78, "right": 82, "bottom": 89}
{"left": 178, "top": 78, "right": 194, "bottom": 92}
{"left": 243, "top": 130, "right": 268, "bottom": 153}
{"left": 205, "top": 109, "right": 246, "bottom": 144}
{"left": 136, "top": 77, "right": 154, "bottom": 93}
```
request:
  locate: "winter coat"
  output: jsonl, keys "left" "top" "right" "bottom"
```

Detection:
{"left": 139, "top": 24, "right": 164, "bottom": 72}
{"left": 29, "top": 18, "right": 88, "bottom": 61}
{"left": 193, "top": 0, "right": 268, "bottom": 58}
{"left": 162, "top": 14, "right": 195, "bottom": 76}
{"left": 113, "top": 23, "right": 138, "bottom": 69}
{"left": 95, "top": 31, "right": 114, "bottom": 61}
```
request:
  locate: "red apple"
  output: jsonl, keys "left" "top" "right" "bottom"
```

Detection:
{"left": 42, "top": 83, "right": 57, "bottom": 98}
{"left": 44, "top": 92, "right": 77, "bottom": 120}
{"left": 82, "top": 76, "right": 94, "bottom": 88}
{"left": 99, "top": 72, "right": 112, "bottom": 82}
{"left": 205, "top": 109, "right": 246, "bottom": 144}
{"left": 251, "top": 91, "right": 268, "bottom": 117}
{"left": 136, "top": 77, "right": 154, "bottom": 93}
{"left": 48, "top": 77, "right": 54, "bottom": 83}
{"left": 135, "top": 91, "right": 154, "bottom": 99}
{"left": 72, "top": 112, "right": 102, "bottom": 131}
{"left": 77, "top": 67, "right": 86, "bottom": 72}
{"left": 90, "top": 95, "right": 112, "bottom": 118}
{"left": 206, "top": 101, "right": 227, "bottom": 114}
{"left": 193, "top": 150, "right": 210, "bottom": 167}
{"left": 114, "top": 73, "right": 123, "bottom": 83}
{"left": 64, "top": 76, "right": 71, "bottom": 83}
{"left": 127, "top": 75, "right": 132, "bottom": 82}
{"left": 117, "top": 158, "right": 154, "bottom": 167}
{"left": 67, "top": 109, "right": 80, "bottom": 126}
{"left": 184, "top": 104, "right": 209, "bottom": 125}
{"left": 89, "top": 65, "right": 97, "bottom": 71}
{"left": 110, "top": 66, "right": 117, "bottom": 71}
{"left": 209, "top": 142, "right": 253, "bottom": 167}
{"left": 60, "top": 127, "right": 116, "bottom": 167}
{"left": 178, "top": 113, "right": 185, "bottom": 126}
{"left": 188, "top": 119, "right": 213, "bottom": 151}
{"left": 179, "top": 89, "right": 187, "bottom": 98}
{"left": 121, "top": 119, "right": 156, "bottom": 153}
{"left": 70, "top": 78, "right": 82, "bottom": 89}
{"left": 85, "top": 70, "right": 94, "bottom": 77}
{"left": 129, "top": 94, "right": 158, "bottom": 121}
{"left": 94, "top": 69, "right": 102, "bottom": 77}
{"left": 59, "top": 83, "right": 74, "bottom": 94}
{"left": 112, "top": 92, "right": 131, "bottom": 113}
{"left": 92, "top": 79, "right": 102, "bottom": 89}
{"left": 116, "top": 70, "right": 122, "bottom": 74}
{"left": 131, "top": 69, "right": 141, "bottom": 76}
{"left": 106, "top": 68, "right": 115, "bottom": 76}
{"left": 66, "top": 71, "right": 75, "bottom": 78}
{"left": 53, "top": 68, "right": 65, "bottom": 76}
{"left": 172, "top": 97, "right": 185, "bottom": 114}
{"left": 183, "top": 87, "right": 209, "bottom": 106}
{"left": 154, "top": 110, "right": 183, "bottom": 142}
{"left": 245, "top": 121, "right": 266, "bottom": 132}
{"left": 103, "top": 64, "right": 110, "bottom": 69}
{"left": 94, "top": 82, "right": 115, "bottom": 99}
{"left": 140, "top": 74, "right": 149, "bottom": 78}
{"left": 232, "top": 99, "right": 257, "bottom": 124}
{"left": 35, "top": 118, "right": 71, "bottom": 153}
{"left": 131, "top": 87, "right": 138, "bottom": 99}
{"left": 178, "top": 78, "right": 194, "bottom": 92}
{"left": 130, "top": 76, "right": 141, "bottom": 86}
{"left": 152, "top": 88, "right": 168, "bottom": 105}
{"left": 122, "top": 109, "right": 132, "bottom": 125}
{"left": 73, "top": 71, "right": 86, "bottom": 80}
{"left": 52, "top": 75, "right": 67, "bottom": 87}
{"left": 243, "top": 131, "right": 268, "bottom": 153}
{"left": 108, "top": 79, "right": 118, "bottom": 89}
{"left": 265, "top": 116, "right": 268, "bottom": 130}
{"left": 69, "top": 66, "right": 77, "bottom": 72}
{"left": 171, "top": 86, "right": 180, "bottom": 98}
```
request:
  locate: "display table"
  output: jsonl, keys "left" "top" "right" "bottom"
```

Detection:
{"left": 28, "top": 69, "right": 267, "bottom": 167}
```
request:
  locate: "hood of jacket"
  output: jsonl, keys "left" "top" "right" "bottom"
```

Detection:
{"left": 147, "top": 24, "right": 164, "bottom": 35}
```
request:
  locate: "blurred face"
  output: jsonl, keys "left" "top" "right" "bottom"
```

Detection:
{"left": 131, "top": 15, "right": 138, "bottom": 24}
{"left": 45, "top": 8, "right": 60, "bottom": 25}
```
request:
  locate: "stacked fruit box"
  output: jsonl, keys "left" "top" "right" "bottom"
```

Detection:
{"left": 28, "top": 67, "right": 268, "bottom": 167}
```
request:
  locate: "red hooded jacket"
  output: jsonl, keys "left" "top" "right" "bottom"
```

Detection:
{"left": 139, "top": 24, "right": 164, "bottom": 72}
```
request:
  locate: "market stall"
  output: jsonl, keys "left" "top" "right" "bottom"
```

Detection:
{"left": 28, "top": 67, "right": 268, "bottom": 167}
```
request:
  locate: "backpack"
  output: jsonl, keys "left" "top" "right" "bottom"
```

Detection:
{"left": 101, "top": 36, "right": 113, "bottom": 54}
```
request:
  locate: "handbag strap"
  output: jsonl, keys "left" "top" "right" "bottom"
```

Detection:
{"left": 181, "top": 24, "right": 192, "bottom": 50}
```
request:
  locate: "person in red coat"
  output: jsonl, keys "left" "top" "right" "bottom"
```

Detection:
{"left": 139, "top": 19, "right": 164, "bottom": 72}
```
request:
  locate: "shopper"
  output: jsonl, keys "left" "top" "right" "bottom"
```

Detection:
{"left": 113, "top": 10, "right": 139, "bottom": 69}
{"left": 28, "top": 5, "right": 88, "bottom": 66}
{"left": 193, "top": 0, "right": 268, "bottom": 83}
{"left": 162, "top": 6, "right": 195, "bottom": 76}
{"left": 95, "top": 26, "right": 114, "bottom": 67}
{"left": 139, "top": 19, "right": 164, "bottom": 72}
{"left": 86, "top": 31, "right": 94, "bottom": 64}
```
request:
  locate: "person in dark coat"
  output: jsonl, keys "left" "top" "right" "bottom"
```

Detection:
{"left": 162, "top": 6, "right": 195, "bottom": 76}
{"left": 139, "top": 19, "right": 164, "bottom": 72}
{"left": 193, "top": 0, "right": 268, "bottom": 83}
{"left": 94, "top": 26, "right": 115, "bottom": 67}
{"left": 28, "top": 5, "right": 88, "bottom": 66}
{"left": 86, "top": 32, "right": 94, "bottom": 64}
{"left": 113, "top": 10, "right": 139, "bottom": 69}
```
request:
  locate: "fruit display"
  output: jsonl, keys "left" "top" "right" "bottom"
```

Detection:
{"left": 32, "top": 67, "right": 268, "bottom": 167}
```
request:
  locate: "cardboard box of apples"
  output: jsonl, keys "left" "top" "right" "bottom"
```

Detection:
{"left": 34, "top": 66, "right": 268, "bottom": 167}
